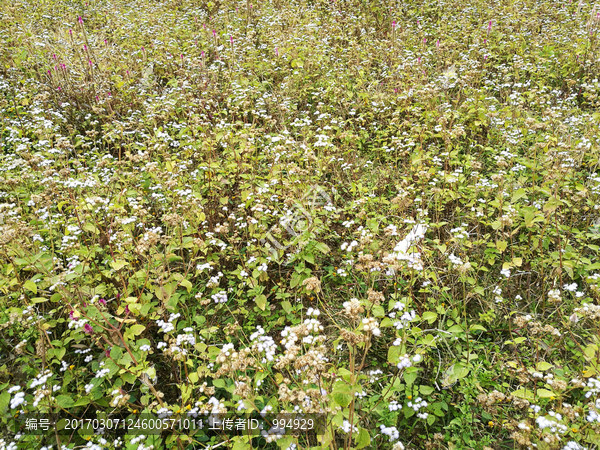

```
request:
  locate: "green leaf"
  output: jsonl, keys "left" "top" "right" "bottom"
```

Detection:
{"left": 281, "top": 300, "right": 292, "bottom": 314}
{"left": 537, "top": 388, "right": 555, "bottom": 398}
{"left": 372, "top": 305, "right": 385, "bottom": 318}
{"left": 511, "top": 188, "right": 527, "bottom": 203}
{"left": 422, "top": 311, "right": 437, "bottom": 324}
{"left": 512, "top": 388, "right": 535, "bottom": 401}
{"left": 441, "top": 363, "right": 470, "bottom": 387}
{"left": 56, "top": 395, "right": 75, "bottom": 408}
{"left": 420, "top": 385, "right": 435, "bottom": 395}
{"left": 255, "top": 294, "right": 267, "bottom": 311}
{"left": 332, "top": 381, "right": 352, "bottom": 407}
{"left": 23, "top": 279, "right": 37, "bottom": 294}
{"left": 0, "top": 391, "right": 10, "bottom": 414}
{"left": 110, "top": 260, "right": 129, "bottom": 271}
{"left": 129, "top": 324, "right": 146, "bottom": 336}
{"left": 355, "top": 428, "right": 370, "bottom": 448}
{"left": 388, "top": 345, "right": 401, "bottom": 364}
{"left": 403, "top": 368, "right": 418, "bottom": 386}
{"left": 536, "top": 361, "right": 553, "bottom": 371}
{"left": 495, "top": 240, "right": 507, "bottom": 253}
{"left": 180, "top": 278, "right": 193, "bottom": 293}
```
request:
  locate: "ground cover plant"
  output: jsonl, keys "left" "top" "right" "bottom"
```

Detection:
{"left": 1, "top": 0, "right": 600, "bottom": 448}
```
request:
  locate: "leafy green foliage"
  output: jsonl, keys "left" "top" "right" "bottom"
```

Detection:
{"left": 1, "top": 0, "right": 600, "bottom": 449}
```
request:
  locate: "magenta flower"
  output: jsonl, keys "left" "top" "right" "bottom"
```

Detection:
{"left": 392, "top": 20, "right": 396, "bottom": 30}
{"left": 69, "top": 29, "right": 72, "bottom": 36}
{"left": 436, "top": 39, "right": 440, "bottom": 49}
{"left": 98, "top": 298, "right": 107, "bottom": 306}
{"left": 84, "top": 324, "right": 93, "bottom": 334}
{"left": 275, "top": 47, "right": 279, "bottom": 57}
{"left": 212, "top": 29, "right": 217, "bottom": 38}
{"left": 69, "top": 310, "right": 75, "bottom": 320}
{"left": 78, "top": 16, "right": 84, "bottom": 25}
{"left": 230, "top": 35, "right": 233, "bottom": 45}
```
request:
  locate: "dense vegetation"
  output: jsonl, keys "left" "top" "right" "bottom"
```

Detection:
{"left": 1, "top": 0, "right": 600, "bottom": 448}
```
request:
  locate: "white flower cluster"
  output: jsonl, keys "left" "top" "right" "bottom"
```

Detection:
{"left": 408, "top": 397, "right": 429, "bottom": 419}
{"left": 394, "top": 310, "right": 416, "bottom": 330}
{"left": 175, "top": 333, "right": 195, "bottom": 347}
{"left": 30, "top": 370, "right": 52, "bottom": 389}
{"left": 450, "top": 224, "right": 469, "bottom": 240}
{"left": 362, "top": 318, "right": 381, "bottom": 336}
{"left": 448, "top": 253, "right": 464, "bottom": 266}
{"left": 306, "top": 307, "right": 320, "bottom": 317}
{"left": 535, "top": 411, "right": 567, "bottom": 434}
{"left": 211, "top": 290, "right": 228, "bottom": 303}
{"left": 157, "top": 313, "right": 180, "bottom": 333}
{"left": 548, "top": 289, "right": 562, "bottom": 303}
{"left": 340, "top": 240, "right": 358, "bottom": 252}
{"left": 586, "top": 399, "right": 600, "bottom": 423}
{"left": 388, "top": 400, "right": 401, "bottom": 411}
{"left": 68, "top": 318, "right": 88, "bottom": 330}
{"left": 8, "top": 386, "right": 25, "bottom": 409}
{"left": 250, "top": 326, "right": 278, "bottom": 362}
{"left": 339, "top": 420, "right": 358, "bottom": 433}
{"left": 380, "top": 424, "right": 400, "bottom": 441}
{"left": 206, "top": 271, "right": 223, "bottom": 288}
{"left": 110, "top": 389, "right": 126, "bottom": 407}
{"left": 585, "top": 378, "right": 600, "bottom": 398}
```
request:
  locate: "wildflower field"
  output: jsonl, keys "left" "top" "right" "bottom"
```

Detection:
{"left": 2, "top": 0, "right": 600, "bottom": 448}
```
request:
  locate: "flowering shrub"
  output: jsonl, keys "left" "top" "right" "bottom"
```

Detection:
{"left": 1, "top": 0, "right": 600, "bottom": 448}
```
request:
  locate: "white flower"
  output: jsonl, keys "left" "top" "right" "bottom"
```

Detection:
{"left": 339, "top": 420, "right": 357, "bottom": 433}
{"left": 397, "top": 355, "right": 412, "bottom": 369}
{"left": 380, "top": 424, "right": 400, "bottom": 441}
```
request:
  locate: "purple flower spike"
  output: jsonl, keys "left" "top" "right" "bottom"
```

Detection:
{"left": 78, "top": 16, "right": 84, "bottom": 25}
{"left": 84, "top": 324, "right": 93, "bottom": 334}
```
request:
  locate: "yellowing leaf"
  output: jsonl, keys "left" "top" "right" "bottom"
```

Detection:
{"left": 496, "top": 240, "right": 508, "bottom": 253}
